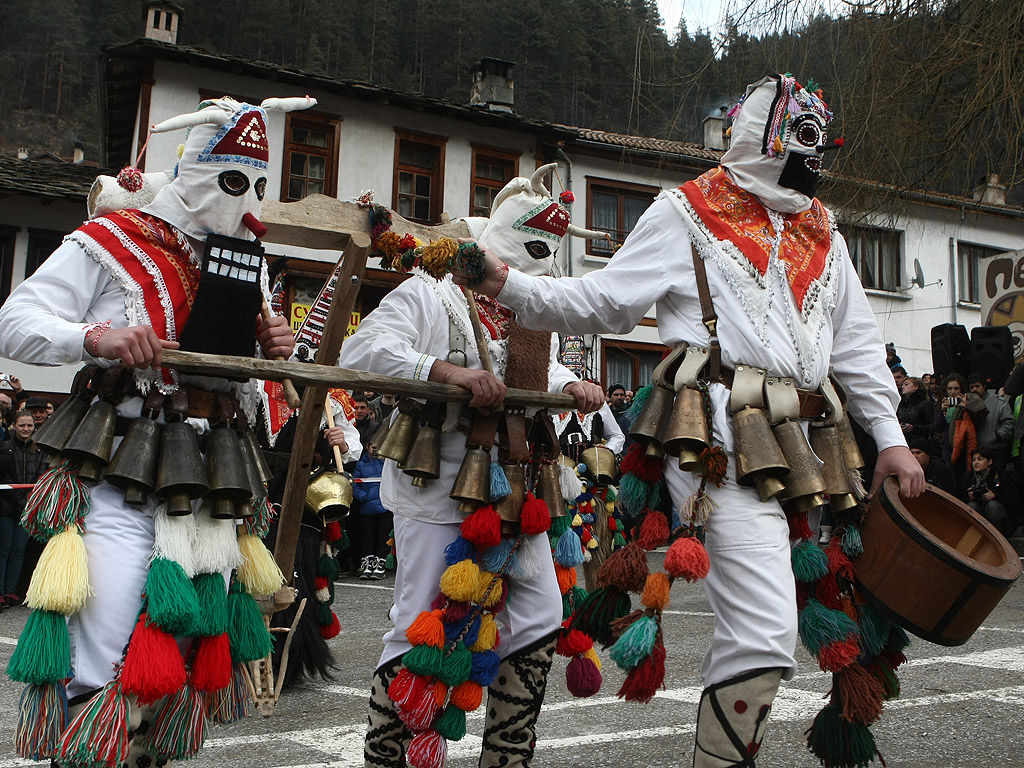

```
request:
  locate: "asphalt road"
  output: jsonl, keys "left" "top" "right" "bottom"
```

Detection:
{"left": 2, "top": 547, "right": 1023, "bottom": 768}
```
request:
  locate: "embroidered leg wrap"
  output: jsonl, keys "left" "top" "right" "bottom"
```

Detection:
{"left": 693, "top": 668, "right": 784, "bottom": 768}
{"left": 124, "top": 701, "right": 167, "bottom": 768}
{"left": 365, "top": 656, "right": 410, "bottom": 768}
{"left": 478, "top": 631, "right": 558, "bottom": 768}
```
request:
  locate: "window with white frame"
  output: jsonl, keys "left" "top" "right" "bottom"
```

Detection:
{"left": 844, "top": 224, "right": 902, "bottom": 292}
{"left": 957, "top": 242, "right": 1003, "bottom": 304}
{"left": 586, "top": 179, "right": 657, "bottom": 257}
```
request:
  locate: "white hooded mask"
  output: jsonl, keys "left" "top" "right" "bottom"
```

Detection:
{"left": 143, "top": 96, "right": 315, "bottom": 241}
{"left": 721, "top": 75, "right": 834, "bottom": 214}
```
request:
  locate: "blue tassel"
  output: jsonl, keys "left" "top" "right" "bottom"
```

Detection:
{"left": 445, "top": 614, "right": 482, "bottom": 647}
{"left": 791, "top": 540, "right": 830, "bottom": 583}
{"left": 798, "top": 598, "right": 859, "bottom": 656}
{"left": 489, "top": 462, "right": 512, "bottom": 501}
{"left": 841, "top": 526, "right": 864, "bottom": 557}
{"left": 469, "top": 649, "right": 501, "bottom": 686}
{"left": 481, "top": 539, "right": 516, "bottom": 574}
{"left": 609, "top": 615, "right": 658, "bottom": 671}
{"left": 444, "top": 536, "right": 475, "bottom": 566}
{"left": 554, "top": 528, "right": 586, "bottom": 567}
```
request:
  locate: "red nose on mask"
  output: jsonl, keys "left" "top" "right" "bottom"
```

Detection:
{"left": 242, "top": 212, "right": 268, "bottom": 239}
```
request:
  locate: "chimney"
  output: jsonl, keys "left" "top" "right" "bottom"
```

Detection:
{"left": 703, "top": 106, "right": 729, "bottom": 151}
{"left": 72, "top": 140, "right": 85, "bottom": 165}
{"left": 142, "top": 1, "right": 183, "bottom": 45}
{"left": 469, "top": 58, "right": 515, "bottom": 114}
{"left": 972, "top": 174, "right": 1007, "bottom": 206}
{"left": 17, "top": 148, "right": 29, "bottom": 160}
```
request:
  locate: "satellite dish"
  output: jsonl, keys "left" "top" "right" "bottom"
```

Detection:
{"left": 911, "top": 259, "right": 926, "bottom": 288}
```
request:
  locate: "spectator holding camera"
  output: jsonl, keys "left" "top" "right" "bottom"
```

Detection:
{"left": 963, "top": 446, "right": 1011, "bottom": 535}
{"left": 932, "top": 373, "right": 978, "bottom": 493}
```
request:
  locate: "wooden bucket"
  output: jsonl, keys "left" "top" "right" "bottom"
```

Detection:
{"left": 853, "top": 477, "right": 1021, "bottom": 646}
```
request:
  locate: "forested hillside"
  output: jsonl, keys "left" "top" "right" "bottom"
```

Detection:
{"left": 2, "top": 0, "right": 1022, "bottom": 204}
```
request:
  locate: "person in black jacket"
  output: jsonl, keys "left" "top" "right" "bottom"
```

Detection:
{"left": 0, "top": 412, "right": 45, "bottom": 607}
{"left": 964, "top": 445, "right": 1011, "bottom": 535}
{"left": 907, "top": 436, "right": 955, "bottom": 494}
{"left": 897, "top": 377, "right": 934, "bottom": 441}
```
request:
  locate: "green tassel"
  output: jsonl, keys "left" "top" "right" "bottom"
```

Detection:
{"left": 805, "top": 702, "right": 879, "bottom": 768}
{"left": 841, "top": 526, "right": 863, "bottom": 557}
{"left": 562, "top": 584, "right": 588, "bottom": 620}
{"left": 624, "top": 384, "right": 652, "bottom": 425}
{"left": 618, "top": 474, "right": 650, "bottom": 517}
{"left": 570, "top": 586, "right": 632, "bottom": 647}
{"left": 403, "top": 644, "right": 443, "bottom": 677}
{"left": 146, "top": 558, "right": 201, "bottom": 636}
{"left": 138, "top": 682, "right": 207, "bottom": 760}
{"left": 315, "top": 600, "right": 333, "bottom": 625}
{"left": 791, "top": 540, "right": 830, "bottom": 583}
{"left": 7, "top": 609, "right": 71, "bottom": 684}
{"left": 433, "top": 704, "right": 467, "bottom": 740}
{"left": 437, "top": 641, "right": 472, "bottom": 686}
{"left": 549, "top": 514, "right": 571, "bottom": 538}
{"left": 227, "top": 581, "right": 272, "bottom": 663}
{"left": 886, "top": 622, "right": 911, "bottom": 652}
{"left": 316, "top": 552, "right": 340, "bottom": 580}
{"left": 192, "top": 572, "right": 228, "bottom": 637}
{"left": 609, "top": 615, "right": 658, "bottom": 671}
{"left": 385, "top": 554, "right": 396, "bottom": 570}
{"left": 605, "top": 486, "right": 617, "bottom": 502}
{"left": 337, "top": 530, "right": 351, "bottom": 552}
{"left": 856, "top": 603, "right": 888, "bottom": 656}
{"left": 612, "top": 530, "right": 626, "bottom": 548}
{"left": 798, "top": 599, "right": 859, "bottom": 657}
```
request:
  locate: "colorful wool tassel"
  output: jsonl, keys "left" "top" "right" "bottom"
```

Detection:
{"left": 460, "top": 505, "right": 502, "bottom": 549}
{"left": 596, "top": 542, "right": 649, "bottom": 593}
{"left": 153, "top": 504, "right": 197, "bottom": 577}
{"left": 407, "top": 728, "right": 447, "bottom": 768}
{"left": 21, "top": 459, "right": 90, "bottom": 540}
{"left": 244, "top": 496, "right": 275, "bottom": 539}
{"left": 489, "top": 462, "right": 512, "bottom": 500}
{"left": 145, "top": 557, "right": 201, "bottom": 636}
{"left": 6, "top": 608, "right": 71, "bottom": 684}
{"left": 444, "top": 535, "right": 475, "bottom": 566}
{"left": 841, "top": 526, "right": 864, "bottom": 557}
{"left": 520, "top": 493, "right": 551, "bottom": 535}
{"left": 138, "top": 680, "right": 208, "bottom": 760}
{"left": 450, "top": 680, "right": 483, "bottom": 711}
{"left": 798, "top": 599, "right": 860, "bottom": 658}
{"left": 554, "top": 527, "right": 585, "bottom": 568}
{"left": 56, "top": 680, "right": 130, "bottom": 768}
{"left": 570, "top": 586, "right": 632, "bottom": 647}
{"left": 439, "top": 559, "right": 481, "bottom": 603}
{"left": 205, "top": 662, "right": 254, "bottom": 725}
{"left": 14, "top": 681, "right": 67, "bottom": 760}
{"left": 565, "top": 654, "right": 602, "bottom": 697}
{"left": 636, "top": 510, "right": 670, "bottom": 550}
{"left": 190, "top": 632, "right": 232, "bottom": 692}
{"left": 237, "top": 532, "right": 286, "bottom": 595}
{"left": 835, "top": 663, "right": 886, "bottom": 725}
{"left": 192, "top": 504, "right": 243, "bottom": 574}
{"left": 391, "top": 670, "right": 439, "bottom": 730}
{"left": 433, "top": 704, "right": 467, "bottom": 740}
{"left": 791, "top": 540, "right": 830, "bottom": 583}
{"left": 609, "top": 614, "right": 659, "bottom": 671}
{"left": 663, "top": 535, "right": 710, "bottom": 582}
{"left": 407, "top": 610, "right": 446, "bottom": 649}
{"left": 616, "top": 633, "right": 666, "bottom": 703}
{"left": 558, "top": 461, "right": 583, "bottom": 502}
{"left": 641, "top": 572, "right": 671, "bottom": 612}
{"left": 786, "top": 510, "right": 814, "bottom": 542}
{"left": 120, "top": 614, "right": 186, "bottom": 704}
{"left": 24, "top": 527, "right": 91, "bottom": 614}
{"left": 226, "top": 580, "right": 273, "bottom": 663}
{"left": 437, "top": 641, "right": 472, "bottom": 686}
{"left": 468, "top": 649, "right": 501, "bottom": 687}
{"left": 192, "top": 571, "right": 228, "bottom": 637}
{"left": 805, "top": 701, "right": 880, "bottom": 768}
{"left": 403, "top": 644, "right": 444, "bottom": 679}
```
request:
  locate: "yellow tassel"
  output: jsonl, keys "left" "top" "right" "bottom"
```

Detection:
{"left": 586, "top": 536, "right": 598, "bottom": 550}
{"left": 419, "top": 237, "right": 459, "bottom": 279}
{"left": 237, "top": 533, "right": 285, "bottom": 596}
{"left": 571, "top": 514, "right": 583, "bottom": 527}
{"left": 726, "top": 126, "right": 733, "bottom": 136}
{"left": 475, "top": 570, "right": 504, "bottom": 607}
{"left": 177, "top": 143, "right": 185, "bottom": 159}
{"left": 25, "top": 527, "right": 92, "bottom": 614}
{"left": 606, "top": 501, "right": 614, "bottom": 513}
{"left": 440, "top": 559, "right": 480, "bottom": 603}
{"left": 584, "top": 645, "right": 602, "bottom": 671}
{"left": 468, "top": 614, "right": 497, "bottom": 652}
{"left": 773, "top": 136, "right": 784, "bottom": 153}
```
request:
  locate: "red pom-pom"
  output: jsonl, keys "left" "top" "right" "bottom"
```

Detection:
{"left": 190, "top": 632, "right": 232, "bottom": 692}
{"left": 319, "top": 612, "right": 341, "bottom": 639}
{"left": 826, "top": 539, "right": 856, "bottom": 581}
{"left": 619, "top": 443, "right": 663, "bottom": 483}
{"left": 663, "top": 536, "right": 710, "bottom": 582}
{"left": 556, "top": 627, "right": 593, "bottom": 657}
{"left": 314, "top": 576, "right": 330, "bottom": 591}
{"left": 786, "top": 510, "right": 814, "bottom": 542}
{"left": 814, "top": 574, "right": 842, "bottom": 610}
{"left": 817, "top": 635, "right": 860, "bottom": 673}
{"left": 579, "top": 527, "right": 592, "bottom": 545}
{"left": 566, "top": 655, "right": 602, "bottom": 697}
{"left": 460, "top": 505, "right": 502, "bottom": 548}
{"left": 616, "top": 636, "right": 666, "bottom": 703}
{"left": 392, "top": 672, "right": 438, "bottom": 731}
{"left": 607, "top": 517, "right": 618, "bottom": 532}
{"left": 834, "top": 136, "right": 845, "bottom": 147}
{"left": 120, "top": 614, "right": 186, "bottom": 704}
{"left": 559, "top": 190, "right": 575, "bottom": 205}
{"left": 407, "top": 729, "right": 447, "bottom": 768}
{"left": 325, "top": 521, "right": 342, "bottom": 542}
{"left": 520, "top": 493, "right": 551, "bottom": 535}
{"left": 637, "top": 510, "right": 670, "bottom": 551}
{"left": 116, "top": 166, "right": 144, "bottom": 192}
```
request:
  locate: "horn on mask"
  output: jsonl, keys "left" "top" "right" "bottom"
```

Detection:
{"left": 530, "top": 163, "right": 557, "bottom": 197}
{"left": 566, "top": 222, "right": 613, "bottom": 241}
{"left": 149, "top": 106, "right": 232, "bottom": 135}
{"left": 261, "top": 96, "right": 318, "bottom": 112}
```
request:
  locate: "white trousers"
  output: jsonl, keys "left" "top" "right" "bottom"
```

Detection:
{"left": 67, "top": 480, "right": 155, "bottom": 699}
{"left": 379, "top": 515, "right": 563, "bottom": 668}
{"left": 663, "top": 462, "right": 798, "bottom": 687}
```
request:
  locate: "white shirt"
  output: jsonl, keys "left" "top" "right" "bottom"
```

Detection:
{"left": 338, "top": 272, "right": 579, "bottom": 523}
{"left": 498, "top": 191, "right": 905, "bottom": 454}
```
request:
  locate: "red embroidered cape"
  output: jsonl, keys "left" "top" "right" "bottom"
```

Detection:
{"left": 681, "top": 167, "right": 831, "bottom": 312}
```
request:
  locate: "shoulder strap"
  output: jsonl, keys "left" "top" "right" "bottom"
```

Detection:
{"left": 691, "top": 242, "right": 721, "bottom": 380}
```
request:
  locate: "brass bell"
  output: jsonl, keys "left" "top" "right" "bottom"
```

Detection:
{"left": 62, "top": 400, "right": 119, "bottom": 481}
{"left": 662, "top": 387, "right": 710, "bottom": 472}
{"left": 629, "top": 383, "right": 674, "bottom": 450}
{"left": 205, "top": 426, "right": 252, "bottom": 520}
{"left": 773, "top": 419, "right": 828, "bottom": 513}
{"left": 104, "top": 416, "right": 162, "bottom": 505}
{"left": 155, "top": 420, "right": 209, "bottom": 515}
{"left": 836, "top": 413, "right": 866, "bottom": 471}
{"left": 494, "top": 463, "right": 525, "bottom": 536}
{"left": 377, "top": 411, "right": 419, "bottom": 464}
{"left": 808, "top": 425, "right": 858, "bottom": 513}
{"left": 33, "top": 394, "right": 90, "bottom": 457}
{"left": 733, "top": 406, "right": 789, "bottom": 502}
{"left": 450, "top": 445, "right": 491, "bottom": 515}
{"left": 537, "top": 462, "right": 565, "bottom": 518}
{"left": 581, "top": 446, "right": 616, "bottom": 486}
{"left": 369, "top": 414, "right": 393, "bottom": 455}
{"left": 403, "top": 424, "right": 441, "bottom": 487}
{"left": 236, "top": 441, "right": 269, "bottom": 518}
{"left": 304, "top": 468, "right": 353, "bottom": 522}
{"left": 238, "top": 423, "right": 273, "bottom": 485}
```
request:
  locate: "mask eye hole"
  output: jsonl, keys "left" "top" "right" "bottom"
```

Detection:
{"left": 218, "top": 170, "right": 250, "bottom": 196}
{"left": 524, "top": 240, "right": 552, "bottom": 260}
{"left": 254, "top": 177, "right": 267, "bottom": 201}
{"left": 793, "top": 117, "right": 823, "bottom": 149}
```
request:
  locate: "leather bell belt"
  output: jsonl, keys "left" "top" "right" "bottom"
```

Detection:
{"left": 716, "top": 364, "right": 826, "bottom": 420}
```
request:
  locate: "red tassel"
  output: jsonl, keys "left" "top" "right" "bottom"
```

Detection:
{"left": 120, "top": 614, "right": 186, "bottom": 704}
{"left": 619, "top": 443, "right": 663, "bottom": 483}
{"left": 460, "top": 505, "right": 502, "bottom": 548}
{"left": 556, "top": 626, "right": 593, "bottom": 657}
{"left": 579, "top": 527, "right": 592, "bottom": 545}
{"left": 826, "top": 540, "right": 856, "bottom": 581}
{"left": 407, "top": 728, "right": 447, "bottom": 768}
{"left": 320, "top": 612, "right": 341, "bottom": 639}
{"left": 325, "top": 521, "right": 342, "bottom": 542}
{"left": 786, "top": 510, "right": 814, "bottom": 542}
{"left": 314, "top": 576, "right": 330, "bottom": 591}
{"left": 814, "top": 574, "right": 842, "bottom": 610}
{"left": 637, "top": 510, "right": 670, "bottom": 550}
{"left": 663, "top": 536, "right": 710, "bottom": 582}
{"left": 566, "top": 655, "right": 602, "bottom": 697}
{"left": 190, "top": 632, "right": 232, "bottom": 692}
{"left": 836, "top": 663, "right": 885, "bottom": 725}
{"left": 520, "top": 493, "right": 551, "bottom": 535}
{"left": 390, "top": 670, "right": 437, "bottom": 731}
{"left": 817, "top": 636, "right": 861, "bottom": 673}
{"left": 616, "top": 636, "right": 666, "bottom": 703}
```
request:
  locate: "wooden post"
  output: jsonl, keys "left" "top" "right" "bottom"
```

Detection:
{"left": 272, "top": 232, "right": 370, "bottom": 584}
